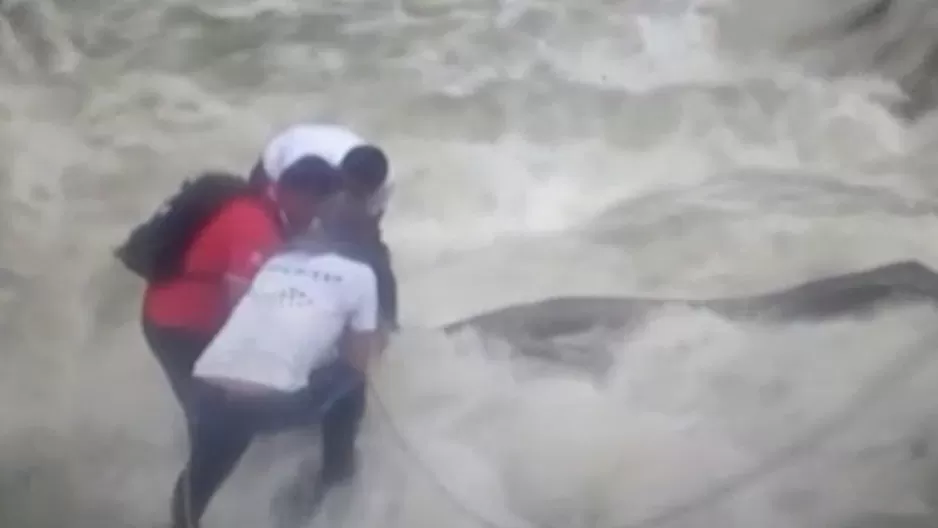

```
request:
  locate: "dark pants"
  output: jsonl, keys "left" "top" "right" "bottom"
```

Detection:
{"left": 172, "top": 362, "right": 365, "bottom": 528}
{"left": 142, "top": 321, "right": 367, "bottom": 527}
{"left": 141, "top": 321, "right": 212, "bottom": 421}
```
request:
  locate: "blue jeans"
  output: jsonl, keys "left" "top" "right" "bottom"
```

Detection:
{"left": 171, "top": 361, "right": 364, "bottom": 528}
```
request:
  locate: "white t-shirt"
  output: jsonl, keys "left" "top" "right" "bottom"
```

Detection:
{"left": 193, "top": 249, "right": 378, "bottom": 392}
{"left": 261, "top": 123, "right": 392, "bottom": 217}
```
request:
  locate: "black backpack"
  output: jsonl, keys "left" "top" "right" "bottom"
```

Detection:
{"left": 115, "top": 172, "right": 251, "bottom": 282}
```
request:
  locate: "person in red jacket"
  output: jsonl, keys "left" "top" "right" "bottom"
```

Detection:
{"left": 140, "top": 156, "right": 342, "bottom": 423}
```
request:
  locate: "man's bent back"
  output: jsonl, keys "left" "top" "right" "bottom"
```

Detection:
{"left": 195, "top": 246, "right": 377, "bottom": 391}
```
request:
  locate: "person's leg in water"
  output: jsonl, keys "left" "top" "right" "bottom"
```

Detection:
{"left": 319, "top": 382, "right": 367, "bottom": 485}
{"left": 267, "top": 362, "right": 366, "bottom": 526}
{"left": 173, "top": 363, "right": 364, "bottom": 527}
{"left": 171, "top": 383, "right": 255, "bottom": 528}
{"left": 142, "top": 320, "right": 211, "bottom": 422}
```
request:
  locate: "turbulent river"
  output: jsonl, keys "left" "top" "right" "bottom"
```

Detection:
{"left": 5, "top": 0, "right": 938, "bottom": 527}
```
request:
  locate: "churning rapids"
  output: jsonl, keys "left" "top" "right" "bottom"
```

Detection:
{"left": 6, "top": 0, "right": 938, "bottom": 527}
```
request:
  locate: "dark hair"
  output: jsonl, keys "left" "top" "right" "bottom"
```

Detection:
{"left": 278, "top": 155, "right": 341, "bottom": 197}
{"left": 341, "top": 145, "right": 388, "bottom": 192}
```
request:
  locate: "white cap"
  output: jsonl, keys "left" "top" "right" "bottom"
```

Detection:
{"left": 261, "top": 124, "right": 366, "bottom": 182}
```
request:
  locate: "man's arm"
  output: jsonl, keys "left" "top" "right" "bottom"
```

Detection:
{"left": 344, "top": 267, "right": 381, "bottom": 374}
{"left": 366, "top": 181, "right": 392, "bottom": 219}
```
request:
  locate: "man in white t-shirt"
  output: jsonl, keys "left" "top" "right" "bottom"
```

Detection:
{"left": 169, "top": 237, "right": 382, "bottom": 528}
{"left": 247, "top": 124, "right": 398, "bottom": 523}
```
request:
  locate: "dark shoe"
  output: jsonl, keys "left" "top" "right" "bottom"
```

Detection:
{"left": 318, "top": 449, "right": 357, "bottom": 487}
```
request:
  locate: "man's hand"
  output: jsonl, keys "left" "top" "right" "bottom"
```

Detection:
{"left": 344, "top": 331, "right": 380, "bottom": 374}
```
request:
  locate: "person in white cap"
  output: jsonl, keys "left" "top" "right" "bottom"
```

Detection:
{"left": 249, "top": 123, "right": 397, "bottom": 328}
{"left": 252, "top": 124, "right": 392, "bottom": 220}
